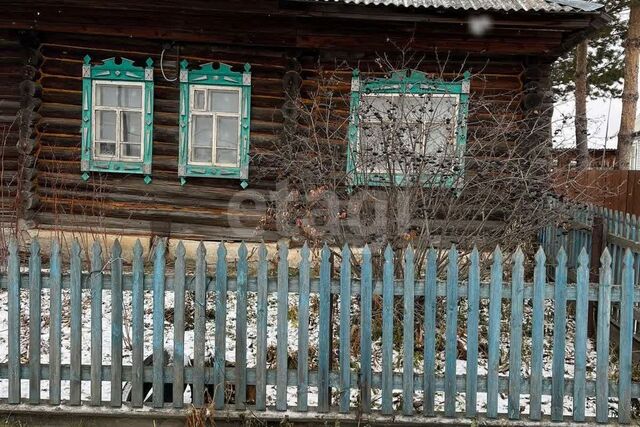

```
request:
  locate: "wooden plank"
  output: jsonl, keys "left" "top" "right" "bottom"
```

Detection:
{"left": 465, "top": 247, "right": 479, "bottom": 417}
{"left": 275, "top": 242, "right": 288, "bottom": 411}
{"left": 297, "top": 243, "right": 310, "bottom": 412}
{"left": 90, "top": 241, "right": 103, "bottom": 406}
{"left": 486, "top": 246, "right": 503, "bottom": 419}
{"left": 7, "top": 238, "right": 20, "bottom": 404}
{"left": 596, "top": 248, "right": 612, "bottom": 423}
{"left": 255, "top": 243, "right": 268, "bottom": 411}
{"left": 152, "top": 239, "right": 166, "bottom": 408}
{"left": 574, "top": 248, "right": 589, "bottom": 422}
{"left": 49, "top": 239, "right": 62, "bottom": 405}
{"left": 423, "top": 248, "right": 437, "bottom": 417}
{"left": 214, "top": 242, "right": 228, "bottom": 410}
{"left": 193, "top": 243, "right": 206, "bottom": 407}
{"left": 339, "top": 244, "right": 351, "bottom": 413}
{"left": 507, "top": 248, "right": 524, "bottom": 420}
{"left": 551, "top": 247, "right": 567, "bottom": 421}
{"left": 235, "top": 243, "right": 248, "bottom": 410}
{"left": 360, "top": 244, "right": 372, "bottom": 413}
{"left": 317, "top": 244, "right": 331, "bottom": 413}
{"left": 381, "top": 244, "right": 394, "bottom": 415}
{"left": 173, "top": 242, "right": 186, "bottom": 408}
{"left": 69, "top": 241, "right": 82, "bottom": 406}
{"left": 444, "top": 245, "right": 458, "bottom": 418}
{"left": 29, "top": 239, "right": 42, "bottom": 405}
{"left": 131, "top": 240, "right": 145, "bottom": 407}
{"left": 618, "top": 249, "right": 634, "bottom": 423}
{"left": 110, "top": 240, "right": 123, "bottom": 407}
{"left": 402, "top": 246, "right": 415, "bottom": 416}
{"left": 529, "top": 247, "right": 545, "bottom": 420}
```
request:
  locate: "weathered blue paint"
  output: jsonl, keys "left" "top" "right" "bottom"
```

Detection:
{"left": 317, "top": 244, "right": 331, "bottom": 413}
{"left": 507, "top": 247, "right": 524, "bottom": 420}
{"left": 7, "top": 239, "right": 20, "bottom": 404}
{"left": 214, "top": 242, "right": 228, "bottom": 410}
{"left": 69, "top": 240, "right": 82, "bottom": 406}
{"left": 402, "top": 245, "right": 415, "bottom": 416}
{"left": 173, "top": 242, "right": 186, "bottom": 408}
{"left": 465, "top": 247, "right": 479, "bottom": 417}
{"left": 110, "top": 240, "right": 123, "bottom": 407}
{"left": 339, "top": 244, "right": 352, "bottom": 413}
{"left": 618, "top": 248, "right": 634, "bottom": 423}
{"left": 29, "top": 239, "right": 41, "bottom": 405}
{"left": 423, "top": 248, "right": 437, "bottom": 417}
{"left": 49, "top": 239, "right": 62, "bottom": 405}
{"left": 444, "top": 245, "right": 458, "bottom": 418}
{"left": 381, "top": 244, "right": 394, "bottom": 415}
{"left": 255, "top": 243, "right": 268, "bottom": 411}
{"left": 193, "top": 242, "right": 206, "bottom": 407}
{"left": 276, "top": 242, "right": 289, "bottom": 411}
{"left": 90, "top": 241, "right": 103, "bottom": 406}
{"left": 131, "top": 240, "right": 145, "bottom": 407}
{"left": 297, "top": 242, "right": 311, "bottom": 411}
{"left": 529, "top": 247, "right": 546, "bottom": 420}
{"left": 486, "top": 246, "right": 503, "bottom": 419}
{"left": 236, "top": 243, "right": 249, "bottom": 410}
{"left": 551, "top": 247, "right": 567, "bottom": 421}
{"left": 573, "top": 248, "right": 589, "bottom": 422}
{"left": 152, "top": 240, "right": 166, "bottom": 408}
{"left": 360, "top": 244, "right": 373, "bottom": 413}
{"left": 596, "top": 248, "right": 612, "bottom": 423}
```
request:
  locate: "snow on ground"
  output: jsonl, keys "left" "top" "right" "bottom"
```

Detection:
{"left": 0, "top": 282, "right": 620, "bottom": 418}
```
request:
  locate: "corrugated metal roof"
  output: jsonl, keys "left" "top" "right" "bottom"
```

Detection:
{"left": 308, "top": 0, "right": 603, "bottom": 12}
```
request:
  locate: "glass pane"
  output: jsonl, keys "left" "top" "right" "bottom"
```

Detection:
{"left": 98, "top": 142, "right": 116, "bottom": 156}
{"left": 96, "top": 85, "right": 118, "bottom": 107}
{"left": 424, "top": 126, "right": 452, "bottom": 157}
{"left": 398, "top": 94, "right": 424, "bottom": 122}
{"left": 192, "top": 115, "right": 213, "bottom": 147}
{"left": 216, "top": 148, "right": 238, "bottom": 165}
{"left": 122, "top": 111, "right": 142, "bottom": 143}
{"left": 121, "top": 86, "right": 142, "bottom": 108}
{"left": 209, "top": 89, "right": 239, "bottom": 113}
{"left": 193, "top": 90, "right": 205, "bottom": 110}
{"left": 216, "top": 116, "right": 239, "bottom": 149}
{"left": 192, "top": 147, "right": 212, "bottom": 163}
{"left": 360, "top": 122, "right": 386, "bottom": 171}
{"left": 122, "top": 143, "right": 141, "bottom": 158}
{"left": 426, "top": 96, "right": 457, "bottom": 123}
{"left": 361, "top": 96, "right": 397, "bottom": 122}
{"left": 96, "top": 110, "right": 117, "bottom": 141}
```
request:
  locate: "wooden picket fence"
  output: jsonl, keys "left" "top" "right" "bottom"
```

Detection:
{"left": 0, "top": 237, "right": 638, "bottom": 424}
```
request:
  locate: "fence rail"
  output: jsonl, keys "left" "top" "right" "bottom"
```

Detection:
{"left": 0, "top": 238, "right": 638, "bottom": 424}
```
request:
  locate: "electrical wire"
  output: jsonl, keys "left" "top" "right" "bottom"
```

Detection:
{"left": 160, "top": 47, "right": 177, "bottom": 82}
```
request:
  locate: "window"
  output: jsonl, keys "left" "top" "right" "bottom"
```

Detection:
{"left": 347, "top": 69, "right": 470, "bottom": 187}
{"left": 81, "top": 56, "right": 154, "bottom": 183}
{"left": 179, "top": 61, "right": 251, "bottom": 188}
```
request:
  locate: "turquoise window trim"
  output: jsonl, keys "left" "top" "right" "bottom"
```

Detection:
{"left": 178, "top": 60, "right": 252, "bottom": 188}
{"left": 347, "top": 69, "right": 470, "bottom": 188}
{"left": 80, "top": 55, "right": 154, "bottom": 184}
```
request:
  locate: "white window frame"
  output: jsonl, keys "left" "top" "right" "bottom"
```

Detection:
{"left": 358, "top": 92, "right": 459, "bottom": 174}
{"left": 91, "top": 80, "right": 146, "bottom": 162}
{"left": 188, "top": 84, "right": 242, "bottom": 167}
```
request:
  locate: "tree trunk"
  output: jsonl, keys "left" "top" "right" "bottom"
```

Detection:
{"left": 617, "top": 2, "right": 640, "bottom": 170}
{"left": 575, "top": 40, "right": 589, "bottom": 169}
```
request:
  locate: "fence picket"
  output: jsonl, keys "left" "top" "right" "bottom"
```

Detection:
{"left": 551, "top": 247, "right": 567, "bottom": 421}
{"left": 487, "top": 246, "right": 503, "bottom": 419}
{"left": 618, "top": 248, "right": 634, "bottom": 424}
{"left": 256, "top": 243, "right": 268, "bottom": 411}
{"left": 214, "top": 243, "right": 228, "bottom": 410}
{"left": 507, "top": 248, "right": 524, "bottom": 420}
{"left": 529, "top": 247, "right": 545, "bottom": 420}
{"left": 152, "top": 239, "right": 166, "bottom": 408}
{"left": 339, "top": 244, "right": 352, "bottom": 413}
{"left": 69, "top": 240, "right": 82, "bottom": 406}
{"left": 276, "top": 242, "right": 288, "bottom": 411}
{"left": 318, "top": 244, "right": 331, "bottom": 413}
{"left": 7, "top": 239, "right": 20, "bottom": 405}
{"left": 423, "top": 248, "right": 437, "bottom": 417}
{"left": 131, "top": 240, "right": 145, "bottom": 407}
{"left": 29, "top": 238, "right": 41, "bottom": 405}
{"left": 444, "top": 245, "right": 458, "bottom": 417}
{"left": 465, "top": 247, "right": 479, "bottom": 417}
{"left": 193, "top": 243, "right": 206, "bottom": 407}
{"left": 49, "top": 239, "right": 62, "bottom": 405}
{"left": 596, "top": 248, "right": 612, "bottom": 423}
{"left": 90, "top": 241, "right": 103, "bottom": 406}
{"left": 236, "top": 243, "right": 248, "bottom": 410}
{"left": 573, "top": 248, "right": 589, "bottom": 422}
{"left": 297, "top": 242, "right": 311, "bottom": 411}
{"left": 173, "top": 242, "right": 186, "bottom": 408}
{"left": 402, "top": 245, "right": 415, "bottom": 416}
{"left": 382, "top": 244, "right": 394, "bottom": 415}
{"left": 110, "top": 240, "right": 123, "bottom": 407}
{"left": 360, "top": 244, "right": 373, "bottom": 413}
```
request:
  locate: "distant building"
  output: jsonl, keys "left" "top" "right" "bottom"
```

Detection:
{"left": 553, "top": 147, "right": 617, "bottom": 169}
